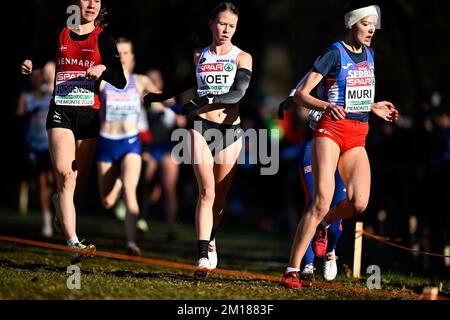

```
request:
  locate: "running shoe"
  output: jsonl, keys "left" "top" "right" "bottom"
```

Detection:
{"left": 194, "top": 258, "right": 212, "bottom": 279}
{"left": 114, "top": 200, "right": 126, "bottom": 221}
{"left": 69, "top": 241, "right": 96, "bottom": 265}
{"left": 281, "top": 271, "right": 302, "bottom": 289}
{"left": 323, "top": 251, "right": 338, "bottom": 281}
{"left": 312, "top": 224, "right": 328, "bottom": 257}
{"left": 300, "top": 263, "right": 315, "bottom": 282}
{"left": 127, "top": 244, "right": 142, "bottom": 257}
{"left": 137, "top": 218, "right": 149, "bottom": 233}
{"left": 208, "top": 239, "right": 218, "bottom": 270}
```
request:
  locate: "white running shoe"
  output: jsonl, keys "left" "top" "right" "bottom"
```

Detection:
{"left": 194, "top": 258, "right": 212, "bottom": 279}
{"left": 208, "top": 239, "right": 218, "bottom": 270}
{"left": 323, "top": 251, "right": 338, "bottom": 281}
{"left": 69, "top": 241, "right": 96, "bottom": 265}
{"left": 127, "top": 244, "right": 142, "bottom": 257}
{"left": 300, "top": 263, "right": 315, "bottom": 282}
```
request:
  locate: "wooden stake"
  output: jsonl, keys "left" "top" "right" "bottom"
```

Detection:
{"left": 353, "top": 222, "right": 364, "bottom": 278}
{"left": 445, "top": 246, "right": 450, "bottom": 267}
{"left": 19, "top": 181, "right": 29, "bottom": 216}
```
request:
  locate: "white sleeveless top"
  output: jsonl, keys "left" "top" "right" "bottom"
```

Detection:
{"left": 196, "top": 46, "right": 241, "bottom": 97}
{"left": 101, "top": 74, "right": 141, "bottom": 124}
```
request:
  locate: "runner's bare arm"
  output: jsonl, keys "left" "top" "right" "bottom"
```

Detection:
{"left": 135, "top": 74, "right": 160, "bottom": 96}
{"left": 295, "top": 71, "right": 347, "bottom": 120}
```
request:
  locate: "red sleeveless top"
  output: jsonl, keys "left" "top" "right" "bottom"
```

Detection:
{"left": 53, "top": 26, "right": 103, "bottom": 110}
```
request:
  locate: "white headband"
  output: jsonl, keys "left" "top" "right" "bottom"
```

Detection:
{"left": 345, "top": 5, "right": 381, "bottom": 29}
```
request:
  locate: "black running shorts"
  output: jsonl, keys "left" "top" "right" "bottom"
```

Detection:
{"left": 189, "top": 116, "right": 243, "bottom": 155}
{"left": 46, "top": 104, "right": 100, "bottom": 140}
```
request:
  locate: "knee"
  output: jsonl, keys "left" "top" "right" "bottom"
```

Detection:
{"left": 310, "top": 196, "right": 332, "bottom": 218}
{"left": 198, "top": 187, "right": 215, "bottom": 204}
{"left": 59, "top": 170, "right": 77, "bottom": 191}
{"left": 350, "top": 198, "right": 368, "bottom": 215}
{"left": 102, "top": 198, "right": 115, "bottom": 210}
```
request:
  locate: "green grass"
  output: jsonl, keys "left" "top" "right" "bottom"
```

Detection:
{"left": 0, "top": 209, "right": 448, "bottom": 300}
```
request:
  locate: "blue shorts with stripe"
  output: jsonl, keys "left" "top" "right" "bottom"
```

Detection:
{"left": 97, "top": 134, "right": 141, "bottom": 165}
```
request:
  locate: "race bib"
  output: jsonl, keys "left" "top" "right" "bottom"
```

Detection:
{"left": 105, "top": 89, "right": 141, "bottom": 123}
{"left": 55, "top": 71, "right": 95, "bottom": 106}
{"left": 197, "top": 62, "right": 236, "bottom": 96}
{"left": 345, "top": 76, "right": 375, "bottom": 113}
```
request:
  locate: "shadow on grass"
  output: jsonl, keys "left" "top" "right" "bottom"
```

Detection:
{"left": 0, "top": 259, "right": 73, "bottom": 274}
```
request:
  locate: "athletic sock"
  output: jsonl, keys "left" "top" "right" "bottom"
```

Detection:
{"left": 67, "top": 236, "right": 79, "bottom": 247}
{"left": 285, "top": 267, "right": 301, "bottom": 275}
{"left": 197, "top": 240, "right": 210, "bottom": 259}
{"left": 303, "top": 242, "right": 315, "bottom": 266}
{"left": 327, "top": 221, "right": 343, "bottom": 252}
{"left": 127, "top": 241, "right": 137, "bottom": 249}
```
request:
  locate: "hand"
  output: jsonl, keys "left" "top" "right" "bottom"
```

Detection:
{"left": 86, "top": 65, "right": 106, "bottom": 81}
{"left": 21, "top": 60, "right": 33, "bottom": 75}
{"left": 277, "top": 97, "right": 297, "bottom": 120}
{"left": 325, "top": 104, "right": 347, "bottom": 121}
{"left": 181, "top": 95, "right": 211, "bottom": 116}
{"left": 371, "top": 101, "right": 399, "bottom": 122}
{"left": 181, "top": 100, "right": 199, "bottom": 116}
{"left": 144, "top": 93, "right": 166, "bottom": 107}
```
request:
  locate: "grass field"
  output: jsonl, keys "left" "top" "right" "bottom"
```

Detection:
{"left": 0, "top": 209, "right": 448, "bottom": 300}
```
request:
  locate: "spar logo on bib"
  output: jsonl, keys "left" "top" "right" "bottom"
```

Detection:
{"left": 347, "top": 77, "right": 375, "bottom": 87}
{"left": 198, "top": 63, "right": 224, "bottom": 73}
{"left": 56, "top": 71, "right": 85, "bottom": 82}
{"left": 224, "top": 63, "right": 234, "bottom": 72}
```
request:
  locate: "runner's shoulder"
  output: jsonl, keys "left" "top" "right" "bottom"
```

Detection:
{"left": 194, "top": 48, "right": 203, "bottom": 64}
{"left": 237, "top": 50, "right": 253, "bottom": 71}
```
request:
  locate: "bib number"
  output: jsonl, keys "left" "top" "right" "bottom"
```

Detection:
{"left": 105, "top": 91, "right": 141, "bottom": 123}
{"left": 345, "top": 76, "right": 375, "bottom": 113}
{"left": 55, "top": 71, "right": 95, "bottom": 106}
